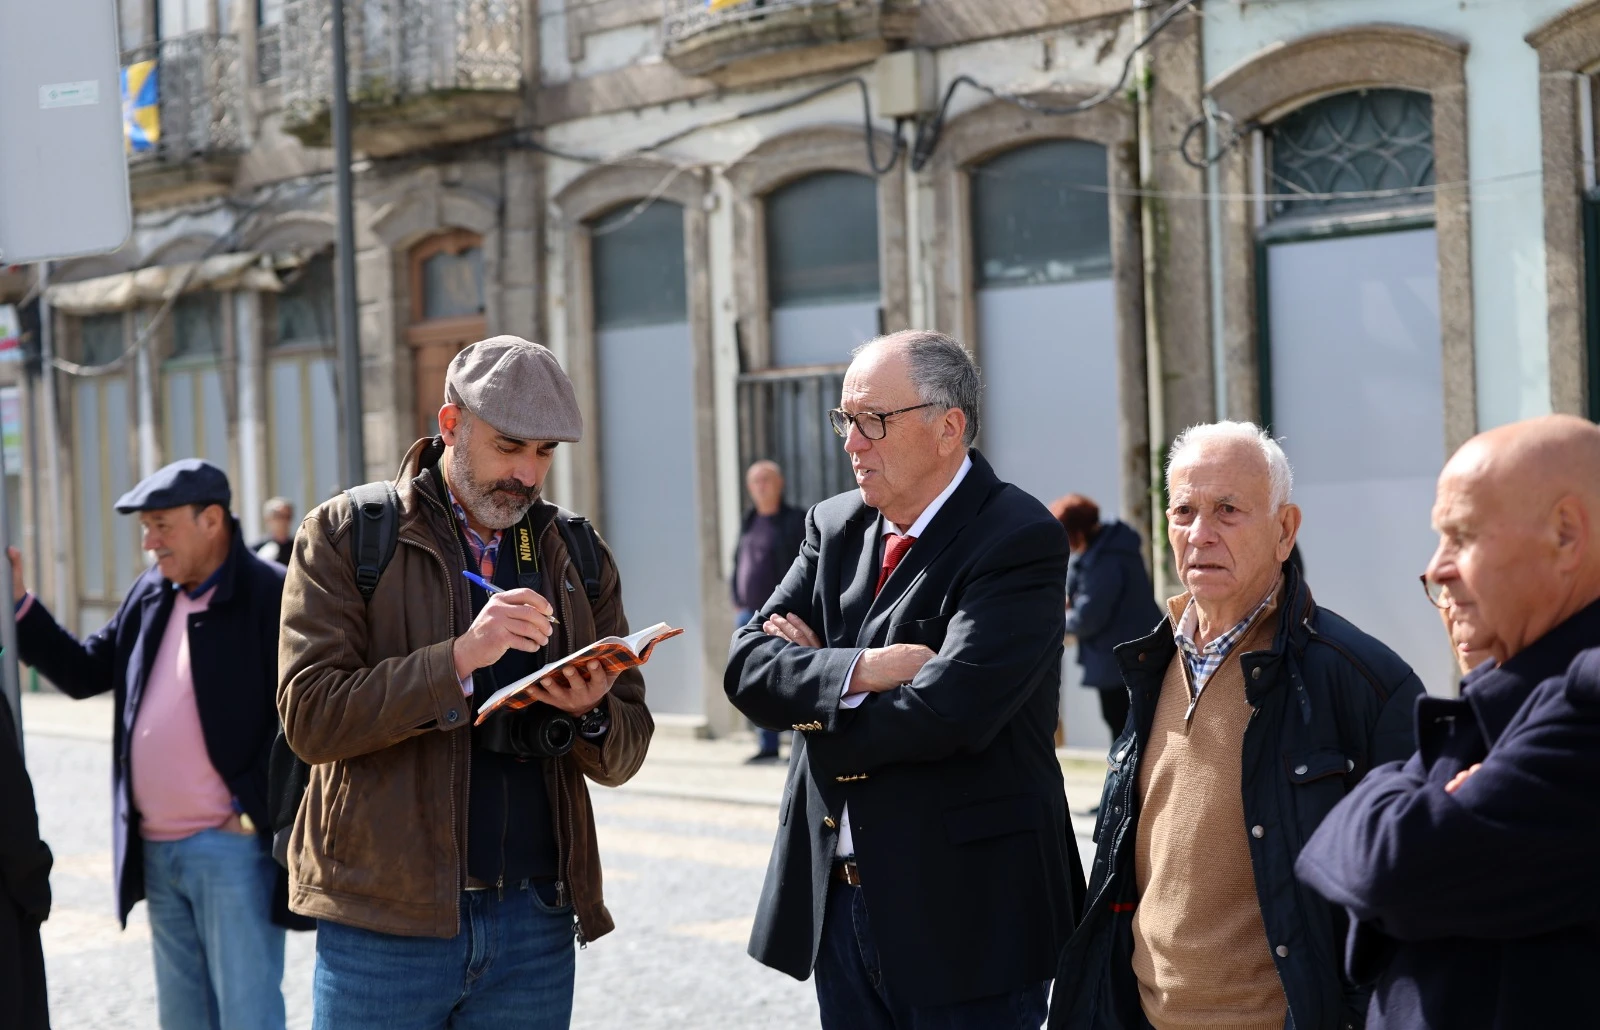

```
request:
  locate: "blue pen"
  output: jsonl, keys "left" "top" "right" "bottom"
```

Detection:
{"left": 462, "top": 570, "right": 560, "bottom": 623}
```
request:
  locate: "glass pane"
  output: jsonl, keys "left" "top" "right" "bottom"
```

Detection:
{"left": 971, "top": 141, "right": 1112, "bottom": 287}
{"left": 81, "top": 314, "right": 124, "bottom": 365}
{"left": 309, "top": 357, "right": 340, "bottom": 501}
{"left": 1269, "top": 89, "right": 1434, "bottom": 221}
{"left": 270, "top": 359, "right": 304, "bottom": 513}
{"left": 74, "top": 382, "right": 105, "bottom": 597}
{"left": 766, "top": 172, "right": 880, "bottom": 308}
{"left": 591, "top": 201, "right": 688, "bottom": 330}
{"left": 422, "top": 246, "right": 485, "bottom": 319}
{"left": 104, "top": 379, "right": 137, "bottom": 591}
{"left": 277, "top": 253, "right": 335, "bottom": 347}
{"left": 172, "top": 295, "right": 222, "bottom": 359}
{"left": 199, "top": 368, "right": 229, "bottom": 475}
{"left": 258, "top": 0, "right": 282, "bottom": 26}
{"left": 166, "top": 370, "right": 197, "bottom": 460}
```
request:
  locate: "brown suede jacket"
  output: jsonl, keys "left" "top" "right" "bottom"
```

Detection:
{"left": 277, "top": 438, "right": 653, "bottom": 941}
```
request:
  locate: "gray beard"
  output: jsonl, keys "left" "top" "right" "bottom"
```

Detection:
{"left": 445, "top": 449, "right": 538, "bottom": 530}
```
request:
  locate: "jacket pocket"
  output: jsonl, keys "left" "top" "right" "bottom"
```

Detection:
{"left": 892, "top": 614, "right": 951, "bottom": 650}
{"left": 943, "top": 793, "right": 1040, "bottom": 845}
{"left": 1284, "top": 748, "right": 1351, "bottom": 784}
{"left": 1285, "top": 747, "right": 1351, "bottom": 843}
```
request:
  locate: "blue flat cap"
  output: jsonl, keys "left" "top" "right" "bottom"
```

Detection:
{"left": 114, "top": 459, "right": 232, "bottom": 514}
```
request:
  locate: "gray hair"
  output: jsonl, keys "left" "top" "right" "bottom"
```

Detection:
{"left": 262, "top": 496, "right": 293, "bottom": 519}
{"left": 854, "top": 330, "right": 982, "bottom": 446}
{"left": 1166, "top": 421, "right": 1294, "bottom": 509}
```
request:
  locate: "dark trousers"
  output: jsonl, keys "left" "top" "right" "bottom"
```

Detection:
{"left": 1096, "top": 687, "right": 1131, "bottom": 740}
{"left": 815, "top": 881, "right": 1048, "bottom": 1030}
{"left": 0, "top": 898, "right": 48, "bottom": 1030}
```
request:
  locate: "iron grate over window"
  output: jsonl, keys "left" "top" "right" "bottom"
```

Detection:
{"left": 1267, "top": 89, "right": 1435, "bottom": 221}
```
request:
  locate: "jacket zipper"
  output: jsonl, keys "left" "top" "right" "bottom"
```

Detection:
{"left": 408, "top": 487, "right": 468, "bottom": 919}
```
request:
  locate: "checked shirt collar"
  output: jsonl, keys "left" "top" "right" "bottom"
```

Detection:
{"left": 1173, "top": 577, "right": 1280, "bottom": 702}
{"left": 446, "top": 487, "right": 501, "bottom": 578}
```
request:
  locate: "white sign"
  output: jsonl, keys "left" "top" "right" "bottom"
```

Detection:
{"left": 38, "top": 80, "right": 101, "bottom": 109}
{"left": 0, "top": 0, "right": 131, "bottom": 264}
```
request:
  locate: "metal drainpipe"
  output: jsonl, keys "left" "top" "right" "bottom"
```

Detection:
{"left": 1134, "top": 0, "right": 1171, "bottom": 600}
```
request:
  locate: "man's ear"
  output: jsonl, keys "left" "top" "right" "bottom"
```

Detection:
{"left": 1551, "top": 495, "right": 1587, "bottom": 573}
{"left": 1277, "top": 503, "right": 1303, "bottom": 562}
{"left": 940, "top": 408, "right": 968, "bottom": 456}
{"left": 438, "top": 403, "right": 463, "bottom": 445}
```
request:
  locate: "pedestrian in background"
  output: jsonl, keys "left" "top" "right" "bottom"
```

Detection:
{"left": 731, "top": 459, "right": 804, "bottom": 763}
{"left": 727, "top": 331, "right": 1084, "bottom": 1029}
{"left": 279, "top": 336, "right": 653, "bottom": 1030}
{"left": 1051, "top": 493, "right": 1161, "bottom": 742}
{"left": 1296, "top": 414, "right": 1600, "bottom": 1029}
{"left": 1049, "top": 421, "right": 1423, "bottom": 1030}
{"left": 251, "top": 497, "right": 295, "bottom": 566}
{"left": 0, "top": 697, "right": 51, "bottom": 1030}
{"left": 8, "top": 459, "right": 295, "bottom": 1030}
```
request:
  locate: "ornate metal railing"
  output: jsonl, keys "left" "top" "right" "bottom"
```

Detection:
{"left": 258, "top": 23, "right": 283, "bottom": 83}
{"left": 281, "top": 0, "right": 522, "bottom": 122}
{"left": 121, "top": 33, "right": 245, "bottom": 164}
{"left": 737, "top": 366, "right": 854, "bottom": 512}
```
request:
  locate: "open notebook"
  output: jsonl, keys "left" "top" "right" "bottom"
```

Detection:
{"left": 474, "top": 622, "right": 683, "bottom": 724}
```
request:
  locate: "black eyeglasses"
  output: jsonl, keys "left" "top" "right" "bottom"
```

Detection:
{"left": 828, "top": 403, "right": 937, "bottom": 441}
{"left": 1420, "top": 574, "right": 1451, "bottom": 610}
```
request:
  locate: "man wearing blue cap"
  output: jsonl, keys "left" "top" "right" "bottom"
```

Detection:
{"left": 7, "top": 458, "right": 295, "bottom": 1030}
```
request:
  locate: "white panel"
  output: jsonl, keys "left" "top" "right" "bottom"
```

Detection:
{"left": 269, "top": 360, "right": 303, "bottom": 512}
{"left": 1268, "top": 229, "right": 1456, "bottom": 695}
{"left": 199, "top": 367, "right": 229, "bottom": 477}
{"left": 74, "top": 382, "right": 105, "bottom": 597}
{"left": 977, "top": 278, "right": 1122, "bottom": 750}
{"left": 597, "top": 322, "right": 705, "bottom": 716}
{"left": 770, "top": 302, "right": 879, "bottom": 369}
{"left": 104, "top": 379, "right": 137, "bottom": 590}
{"left": 166, "top": 370, "right": 196, "bottom": 460}
{"left": 309, "top": 357, "right": 340, "bottom": 503}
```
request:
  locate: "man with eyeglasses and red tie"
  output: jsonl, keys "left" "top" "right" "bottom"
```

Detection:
{"left": 725, "top": 329, "right": 1085, "bottom": 1029}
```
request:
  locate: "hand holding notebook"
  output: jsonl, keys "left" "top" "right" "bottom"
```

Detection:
{"left": 474, "top": 622, "right": 683, "bottom": 723}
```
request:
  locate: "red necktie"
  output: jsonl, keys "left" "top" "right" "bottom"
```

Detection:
{"left": 876, "top": 533, "right": 917, "bottom": 596}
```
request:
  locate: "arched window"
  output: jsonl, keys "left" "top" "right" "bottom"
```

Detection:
{"left": 267, "top": 251, "right": 339, "bottom": 517}
{"left": 764, "top": 171, "right": 880, "bottom": 368}
{"left": 163, "top": 292, "right": 231, "bottom": 479}
{"left": 407, "top": 230, "right": 486, "bottom": 438}
{"left": 74, "top": 313, "right": 140, "bottom": 630}
{"left": 969, "top": 140, "right": 1119, "bottom": 513}
{"left": 588, "top": 199, "right": 704, "bottom": 716}
{"left": 1259, "top": 88, "right": 1448, "bottom": 691}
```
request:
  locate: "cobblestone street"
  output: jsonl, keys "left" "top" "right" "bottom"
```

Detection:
{"left": 23, "top": 694, "right": 1102, "bottom": 1029}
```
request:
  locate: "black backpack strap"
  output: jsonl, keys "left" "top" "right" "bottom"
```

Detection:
{"left": 553, "top": 508, "right": 604, "bottom": 603}
{"left": 345, "top": 481, "right": 400, "bottom": 601}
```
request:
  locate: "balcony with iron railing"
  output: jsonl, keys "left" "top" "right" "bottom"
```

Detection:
{"left": 662, "top": 0, "right": 917, "bottom": 85}
{"left": 122, "top": 33, "right": 247, "bottom": 206}
{"left": 737, "top": 365, "right": 855, "bottom": 511}
{"left": 280, "top": 0, "right": 525, "bottom": 156}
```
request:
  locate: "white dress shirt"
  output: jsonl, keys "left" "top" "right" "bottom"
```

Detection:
{"left": 836, "top": 454, "right": 972, "bottom": 858}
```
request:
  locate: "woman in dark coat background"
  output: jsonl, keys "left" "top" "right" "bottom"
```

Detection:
{"left": 1051, "top": 495, "right": 1162, "bottom": 740}
{"left": 0, "top": 695, "right": 51, "bottom": 1029}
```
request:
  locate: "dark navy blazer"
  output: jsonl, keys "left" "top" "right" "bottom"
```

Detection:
{"left": 15, "top": 523, "right": 300, "bottom": 928}
{"left": 1296, "top": 599, "right": 1600, "bottom": 1029}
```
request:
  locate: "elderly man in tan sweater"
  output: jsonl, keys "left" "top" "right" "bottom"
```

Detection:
{"left": 1049, "top": 421, "right": 1423, "bottom": 1030}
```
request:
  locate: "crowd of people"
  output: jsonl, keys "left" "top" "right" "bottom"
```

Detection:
{"left": 1, "top": 328, "right": 1596, "bottom": 1030}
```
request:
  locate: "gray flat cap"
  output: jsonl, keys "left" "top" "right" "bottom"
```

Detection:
{"left": 445, "top": 335, "right": 583, "bottom": 443}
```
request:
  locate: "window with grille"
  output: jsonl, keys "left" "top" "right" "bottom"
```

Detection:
{"left": 1267, "top": 89, "right": 1435, "bottom": 222}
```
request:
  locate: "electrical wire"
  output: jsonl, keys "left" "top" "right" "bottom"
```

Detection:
{"left": 909, "top": 0, "right": 1200, "bottom": 171}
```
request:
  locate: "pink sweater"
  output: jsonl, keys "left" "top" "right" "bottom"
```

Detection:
{"left": 129, "top": 586, "right": 236, "bottom": 841}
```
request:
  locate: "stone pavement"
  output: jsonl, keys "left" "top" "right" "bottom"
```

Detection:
{"left": 20, "top": 692, "right": 1108, "bottom": 1029}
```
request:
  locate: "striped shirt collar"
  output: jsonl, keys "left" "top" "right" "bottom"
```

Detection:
{"left": 1172, "top": 578, "right": 1281, "bottom": 697}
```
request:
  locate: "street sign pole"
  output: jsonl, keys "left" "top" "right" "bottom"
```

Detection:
{"left": 0, "top": 368, "right": 22, "bottom": 750}
{"left": 331, "top": 0, "right": 365, "bottom": 489}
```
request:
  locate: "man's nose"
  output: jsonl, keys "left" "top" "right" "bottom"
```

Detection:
{"left": 1187, "top": 513, "right": 1222, "bottom": 545}
{"left": 842, "top": 422, "right": 870, "bottom": 454}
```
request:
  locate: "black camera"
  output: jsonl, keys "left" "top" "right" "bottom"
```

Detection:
{"left": 476, "top": 704, "right": 577, "bottom": 759}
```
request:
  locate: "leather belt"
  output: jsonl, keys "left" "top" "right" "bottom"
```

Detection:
{"left": 832, "top": 859, "right": 862, "bottom": 886}
{"left": 465, "top": 875, "right": 495, "bottom": 891}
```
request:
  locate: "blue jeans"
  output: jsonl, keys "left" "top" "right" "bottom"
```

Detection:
{"left": 815, "top": 882, "right": 1048, "bottom": 1030}
{"left": 143, "top": 829, "right": 287, "bottom": 1030}
{"left": 312, "top": 881, "right": 575, "bottom": 1030}
{"left": 736, "top": 608, "right": 782, "bottom": 754}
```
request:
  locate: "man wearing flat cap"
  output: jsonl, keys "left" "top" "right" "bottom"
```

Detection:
{"left": 279, "top": 335, "right": 654, "bottom": 1028}
{"left": 8, "top": 458, "right": 295, "bottom": 1030}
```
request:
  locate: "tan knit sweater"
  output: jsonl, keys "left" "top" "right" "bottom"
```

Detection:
{"left": 1130, "top": 592, "right": 1287, "bottom": 1030}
